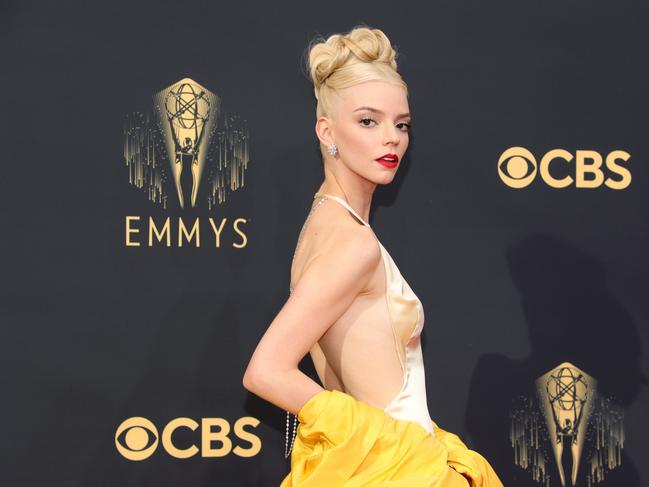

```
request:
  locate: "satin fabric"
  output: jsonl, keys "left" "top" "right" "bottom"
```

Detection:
{"left": 378, "top": 240, "right": 434, "bottom": 435}
{"left": 310, "top": 192, "right": 436, "bottom": 435}
{"left": 280, "top": 389, "right": 503, "bottom": 487}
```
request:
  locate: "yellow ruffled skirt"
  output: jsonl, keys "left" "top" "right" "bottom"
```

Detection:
{"left": 280, "top": 389, "right": 503, "bottom": 487}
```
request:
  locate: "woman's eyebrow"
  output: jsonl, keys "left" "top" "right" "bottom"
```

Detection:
{"left": 353, "top": 106, "right": 411, "bottom": 119}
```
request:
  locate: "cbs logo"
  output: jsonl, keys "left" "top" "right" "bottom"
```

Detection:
{"left": 115, "top": 416, "right": 261, "bottom": 461}
{"left": 498, "top": 147, "right": 631, "bottom": 189}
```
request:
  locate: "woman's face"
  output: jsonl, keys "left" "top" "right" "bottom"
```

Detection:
{"left": 323, "top": 80, "right": 411, "bottom": 185}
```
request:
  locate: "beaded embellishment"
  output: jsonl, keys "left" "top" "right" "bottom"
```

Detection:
{"left": 284, "top": 193, "right": 328, "bottom": 458}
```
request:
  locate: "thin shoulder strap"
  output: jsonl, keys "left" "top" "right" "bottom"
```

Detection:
{"left": 314, "top": 191, "right": 369, "bottom": 227}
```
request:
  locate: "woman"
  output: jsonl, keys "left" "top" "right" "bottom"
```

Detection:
{"left": 243, "top": 25, "right": 503, "bottom": 486}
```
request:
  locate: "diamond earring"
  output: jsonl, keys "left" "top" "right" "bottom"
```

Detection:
{"left": 327, "top": 143, "right": 338, "bottom": 156}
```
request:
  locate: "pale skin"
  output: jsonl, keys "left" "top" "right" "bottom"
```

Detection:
{"left": 242, "top": 80, "right": 412, "bottom": 416}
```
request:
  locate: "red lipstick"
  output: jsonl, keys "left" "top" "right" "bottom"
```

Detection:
{"left": 375, "top": 153, "right": 399, "bottom": 168}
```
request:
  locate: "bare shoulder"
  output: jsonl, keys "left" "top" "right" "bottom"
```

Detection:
{"left": 293, "top": 199, "right": 381, "bottom": 294}
{"left": 243, "top": 199, "right": 382, "bottom": 393}
{"left": 317, "top": 199, "right": 378, "bottom": 252}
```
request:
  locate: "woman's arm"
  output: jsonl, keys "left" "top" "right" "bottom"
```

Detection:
{"left": 242, "top": 223, "right": 380, "bottom": 416}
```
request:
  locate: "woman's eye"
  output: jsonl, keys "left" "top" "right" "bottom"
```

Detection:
{"left": 360, "top": 117, "right": 411, "bottom": 132}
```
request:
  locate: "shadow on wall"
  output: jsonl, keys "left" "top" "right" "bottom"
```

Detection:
{"left": 465, "top": 233, "right": 646, "bottom": 487}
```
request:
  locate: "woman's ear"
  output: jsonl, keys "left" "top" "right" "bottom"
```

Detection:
{"left": 314, "top": 116, "right": 334, "bottom": 148}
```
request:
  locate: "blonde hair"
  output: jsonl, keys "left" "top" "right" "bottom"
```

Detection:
{"left": 304, "top": 24, "right": 408, "bottom": 122}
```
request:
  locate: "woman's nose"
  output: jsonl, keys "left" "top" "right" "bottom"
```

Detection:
{"left": 383, "top": 125, "right": 401, "bottom": 146}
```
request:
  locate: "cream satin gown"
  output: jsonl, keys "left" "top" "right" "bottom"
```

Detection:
{"left": 281, "top": 192, "right": 503, "bottom": 487}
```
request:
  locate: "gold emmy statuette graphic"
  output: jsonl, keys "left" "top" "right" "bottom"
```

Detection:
{"left": 510, "top": 361, "right": 624, "bottom": 486}
{"left": 153, "top": 78, "right": 220, "bottom": 209}
{"left": 123, "top": 77, "right": 249, "bottom": 211}
{"left": 536, "top": 362, "right": 595, "bottom": 487}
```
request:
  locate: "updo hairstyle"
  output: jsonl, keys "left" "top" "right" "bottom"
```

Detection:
{"left": 304, "top": 24, "right": 408, "bottom": 123}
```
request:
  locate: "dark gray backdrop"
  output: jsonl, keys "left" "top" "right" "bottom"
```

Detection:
{"left": 1, "top": 0, "right": 647, "bottom": 485}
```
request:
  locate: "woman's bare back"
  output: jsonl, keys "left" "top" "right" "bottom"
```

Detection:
{"left": 289, "top": 194, "right": 406, "bottom": 410}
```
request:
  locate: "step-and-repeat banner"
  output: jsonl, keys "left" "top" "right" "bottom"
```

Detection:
{"left": 3, "top": 1, "right": 647, "bottom": 486}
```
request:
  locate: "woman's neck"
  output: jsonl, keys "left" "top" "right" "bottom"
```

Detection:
{"left": 316, "top": 180, "right": 375, "bottom": 224}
